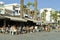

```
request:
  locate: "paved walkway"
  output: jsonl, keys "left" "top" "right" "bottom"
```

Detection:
{"left": 0, "top": 31, "right": 60, "bottom": 40}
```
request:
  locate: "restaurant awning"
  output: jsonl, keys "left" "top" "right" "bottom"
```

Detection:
{"left": 0, "top": 15, "right": 10, "bottom": 20}
{"left": 4, "top": 16, "right": 27, "bottom": 22}
{"left": 25, "top": 18, "right": 41, "bottom": 25}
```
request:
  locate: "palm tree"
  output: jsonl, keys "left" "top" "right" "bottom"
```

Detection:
{"left": 20, "top": 0, "right": 24, "bottom": 18}
{"left": 30, "top": 10, "right": 35, "bottom": 18}
{"left": 27, "top": 1, "right": 32, "bottom": 16}
{"left": 57, "top": 11, "right": 60, "bottom": 25}
{"left": 41, "top": 11, "right": 46, "bottom": 21}
{"left": 50, "top": 11, "right": 58, "bottom": 23}
{"left": 44, "top": 9, "right": 48, "bottom": 12}
{"left": 23, "top": 5, "right": 28, "bottom": 14}
{"left": 20, "top": 0, "right": 24, "bottom": 33}
{"left": 41, "top": 9, "right": 47, "bottom": 21}
{"left": 27, "top": 1, "right": 32, "bottom": 8}
{"left": 34, "top": 0, "right": 37, "bottom": 20}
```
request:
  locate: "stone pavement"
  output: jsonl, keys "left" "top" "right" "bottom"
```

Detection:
{"left": 0, "top": 31, "right": 60, "bottom": 40}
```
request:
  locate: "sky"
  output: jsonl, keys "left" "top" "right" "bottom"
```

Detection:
{"left": 0, "top": 0, "right": 60, "bottom": 10}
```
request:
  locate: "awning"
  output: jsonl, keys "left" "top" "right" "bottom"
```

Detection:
{"left": 25, "top": 18, "right": 41, "bottom": 25}
{"left": 0, "top": 15, "right": 10, "bottom": 20}
{"left": 4, "top": 16, "right": 27, "bottom": 22}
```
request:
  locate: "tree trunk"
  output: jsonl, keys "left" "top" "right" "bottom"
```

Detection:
{"left": 20, "top": 0, "right": 24, "bottom": 18}
{"left": 34, "top": 0, "right": 37, "bottom": 20}
{"left": 20, "top": 0, "right": 24, "bottom": 33}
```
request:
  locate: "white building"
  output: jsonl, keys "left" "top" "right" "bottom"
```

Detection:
{"left": 4, "top": 3, "right": 20, "bottom": 16}
{"left": 0, "top": 2, "right": 4, "bottom": 7}
{"left": 57, "top": 12, "right": 60, "bottom": 25}
{"left": 40, "top": 8, "right": 55, "bottom": 22}
{"left": 0, "top": 2, "right": 13, "bottom": 15}
{"left": 0, "top": 2, "right": 30, "bottom": 18}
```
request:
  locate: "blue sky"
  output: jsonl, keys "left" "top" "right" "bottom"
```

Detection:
{"left": 0, "top": 0, "right": 60, "bottom": 10}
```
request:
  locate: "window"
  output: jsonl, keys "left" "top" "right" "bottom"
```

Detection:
{"left": 15, "top": 10, "right": 18, "bottom": 13}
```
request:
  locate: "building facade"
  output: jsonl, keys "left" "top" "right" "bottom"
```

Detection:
{"left": 0, "top": 2, "right": 13, "bottom": 15}
{"left": 40, "top": 8, "right": 55, "bottom": 23}
{"left": 4, "top": 3, "right": 20, "bottom": 16}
